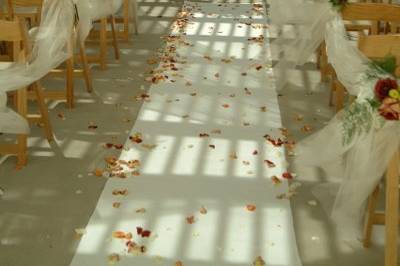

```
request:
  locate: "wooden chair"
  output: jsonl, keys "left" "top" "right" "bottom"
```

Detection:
{"left": 114, "top": 0, "right": 138, "bottom": 41}
{"left": 86, "top": 15, "right": 120, "bottom": 70}
{"left": 0, "top": 17, "right": 52, "bottom": 168}
{"left": 329, "top": 33, "right": 400, "bottom": 266}
{"left": 319, "top": 3, "right": 400, "bottom": 83}
{"left": 88, "top": 0, "right": 138, "bottom": 43}
{"left": 7, "top": 0, "right": 93, "bottom": 108}
{"left": 341, "top": 3, "right": 400, "bottom": 34}
{"left": 333, "top": 34, "right": 400, "bottom": 111}
{"left": 363, "top": 150, "right": 400, "bottom": 266}
{"left": 7, "top": 0, "right": 42, "bottom": 26}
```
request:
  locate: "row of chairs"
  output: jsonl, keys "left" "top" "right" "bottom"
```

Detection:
{"left": 0, "top": 0, "right": 137, "bottom": 168}
{"left": 317, "top": 3, "right": 400, "bottom": 266}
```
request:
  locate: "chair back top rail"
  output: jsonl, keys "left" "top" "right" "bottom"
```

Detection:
{"left": 342, "top": 3, "right": 400, "bottom": 22}
{"left": 7, "top": 0, "right": 43, "bottom": 22}
{"left": 0, "top": 18, "right": 28, "bottom": 66}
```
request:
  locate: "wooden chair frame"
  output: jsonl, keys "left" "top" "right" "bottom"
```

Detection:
{"left": 0, "top": 17, "right": 52, "bottom": 168}
{"left": 332, "top": 33, "right": 400, "bottom": 112}
{"left": 328, "top": 32, "right": 400, "bottom": 266}
{"left": 319, "top": 3, "right": 400, "bottom": 83}
{"left": 114, "top": 0, "right": 138, "bottom": 41}
{"left": 86, "top": 16, "right": 120, "bottom": 70}
{"left": 7, "top": 0, "right": 93, "bottom": 108}
{"left": 363, "top": 151, "right": 400, "bottom": 266}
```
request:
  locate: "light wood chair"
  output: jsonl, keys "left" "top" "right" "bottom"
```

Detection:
{"left": 319, "top": 3, "right": 400, "bottom": 83}
{"left": 0, "top": 17, "right": 52, "bottom": 168}
{"left": 88, "top": 0, "right": 138, "bottom": 43}
{"left": 363, "top": 151, "right": 400, "bottom": 266}
{"left": 329, "top": 33, "right": 400, "bottom": 266}
{"left": 7, "top": 0, "right": 42, "bottom": 26}
{"left": 333, "top": 33, "right": 400, "bottom": 112}
{"left": 114, "top": 0, "right": 138, "bottom": 41}
{"left": 7, "top": 0, "right": 93, "bottom": 108}
{"left": 86, "top": 15, "right": 120, "bottom": 70}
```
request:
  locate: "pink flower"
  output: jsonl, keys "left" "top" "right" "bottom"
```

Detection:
{"left": 375, "top": 78, "right": 398, "bottom": 101}
{"left": 379, "top": 97, "right": 400, "bottom": 120}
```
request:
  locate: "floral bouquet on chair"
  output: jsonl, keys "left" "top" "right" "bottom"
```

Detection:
{"left": 373, "top": 78, "right": 400, "bottom": 120}
{"left": 342, "top": 56, "right": 399, "bottom": 145}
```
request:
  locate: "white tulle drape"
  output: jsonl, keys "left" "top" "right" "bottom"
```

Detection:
{"left": 0, "top": 0, "right": 75, "bottom": 134}
{"left": 75, "top": 0, "right": 138, "bottom": 43}
{"left": 270, "top": 0, "right": 400, "bottom": 239}
{"left": 0, "top": 0, "right": 136, "bottom": 134}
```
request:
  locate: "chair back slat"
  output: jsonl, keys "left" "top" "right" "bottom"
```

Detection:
{"left": 7, "top": 0, "right": 43, "bottom": 25}
{"left": 9, "top": 0, "right": 42, "bottom": 7}
{"left": 0, "top": 18, "right": 29, "bottom": 62}
{"left": 358, "top": 34, "right": 400, "bottom": 77}
{"left": 0, "top": 19, "right": 24, "bottom": 41}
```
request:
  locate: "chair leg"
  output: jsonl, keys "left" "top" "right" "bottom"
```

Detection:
{"left": 79, "top": 40, "right": 93, "bottom": 93}
{"left": 319, "top": 42, "right": 329, "bottom": 82}
{"left": 16, "top": 134, "right": 27, "bottom": 168}
{"left": 110, "top": 15, "right": 120, "bottom": 60}
{"left": 385, "top": 151, "right": 399, "bottom": 266}
{"left": 32, "top": 82, "right": 53, "bottom": 142}
{"left": 132, "top": 0, "right": 139, "bottom": 34}
{"left": 329, "top": 84, "right": 334, "bottom": 107}
{"left": 363, "top": 185, "right": 380, "bottom": 248}
{"left": 123, "top": 0, "right": 130, "bottom": 41}
{"left": 316, "top": 43, "right": 322, "bottom": 69}
{"left": 65, "top": 56, "right": 74, "bottom": 108}
{"left": 335, "top": 80, "right": 345, "bottom": 112}
{"left": 99, "top": 18, "right": 108, "bottom": 70}
{"left": 15, "top": 88, "right": 28, "bottom": 168}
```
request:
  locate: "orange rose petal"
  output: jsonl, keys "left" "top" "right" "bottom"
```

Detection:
{"left": 246, "top": 204, "right": 257, "bottom": 212}
{"left": 200, "top": 206, "right": 207, "bottom": 215}
{"left": 186, "top": 215, "right": 195, "bottom": 224}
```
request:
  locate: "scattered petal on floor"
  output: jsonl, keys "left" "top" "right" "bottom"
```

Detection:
{"left": 186, "top": 215, "right": 195, "bottom": 224}
{"left": 199, "top": 206, "right": 207, "bottom": 214}
{"left": 135, "top": 208, "right": 146, "bottom": 213}
{"left": 246, "top": 204, "right": 257, "bottom": 212}
{"left": 253, "top": 256, "right": 266, "bottom": 266}
{"left": 271, "top": 176, "right": 282, "bottom": 185}
{"left": 108, "top": 253, "right": 120, "bottom": 264}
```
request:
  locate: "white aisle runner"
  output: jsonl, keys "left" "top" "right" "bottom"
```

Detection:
{"left": 70, "top": 2, "right": 302, "bottom": 266}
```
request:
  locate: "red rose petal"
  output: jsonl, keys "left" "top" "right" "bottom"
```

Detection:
{"left": 282, "top": 172, "right": 293, "bottom": 179}
{"left": 141, "top": 230, "right": 151, "bottom": 238}
{"left": 264, "top": 160, "right": 276, "bottom": 168}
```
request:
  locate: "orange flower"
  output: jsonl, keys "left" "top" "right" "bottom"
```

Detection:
{"left": 379, "top": 97, "right": 400, "bottom": 120}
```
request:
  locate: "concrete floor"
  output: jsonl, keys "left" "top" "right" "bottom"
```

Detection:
{"left": 0, "top": 1, "right": 395, "bottom": 266}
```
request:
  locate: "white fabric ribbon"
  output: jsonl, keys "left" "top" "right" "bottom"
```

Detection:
{"left": 0, "top": 0, "right": 138, "bottom": 134}
{"left": 270, "top": 0, "right": 400, "bottom": 239}
{"left": 0, "top": 0, "right": 75, "bottom": 134}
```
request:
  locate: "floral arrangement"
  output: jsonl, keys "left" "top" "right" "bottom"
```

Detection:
{"left": 342, "top": 56, "right": 398, "bottom": 145}
{"left": 372, "top": 78, "right": 400, "bottom": 120}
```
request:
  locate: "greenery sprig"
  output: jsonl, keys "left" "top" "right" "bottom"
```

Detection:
{"left": 342, "top": 56, "right": 397, "bottom": 145}
{"left": 329, "top": 0, "right": 348, "bottom": 10}
{"left": 367, "top": 55, "right": 397, "bottom": 79}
